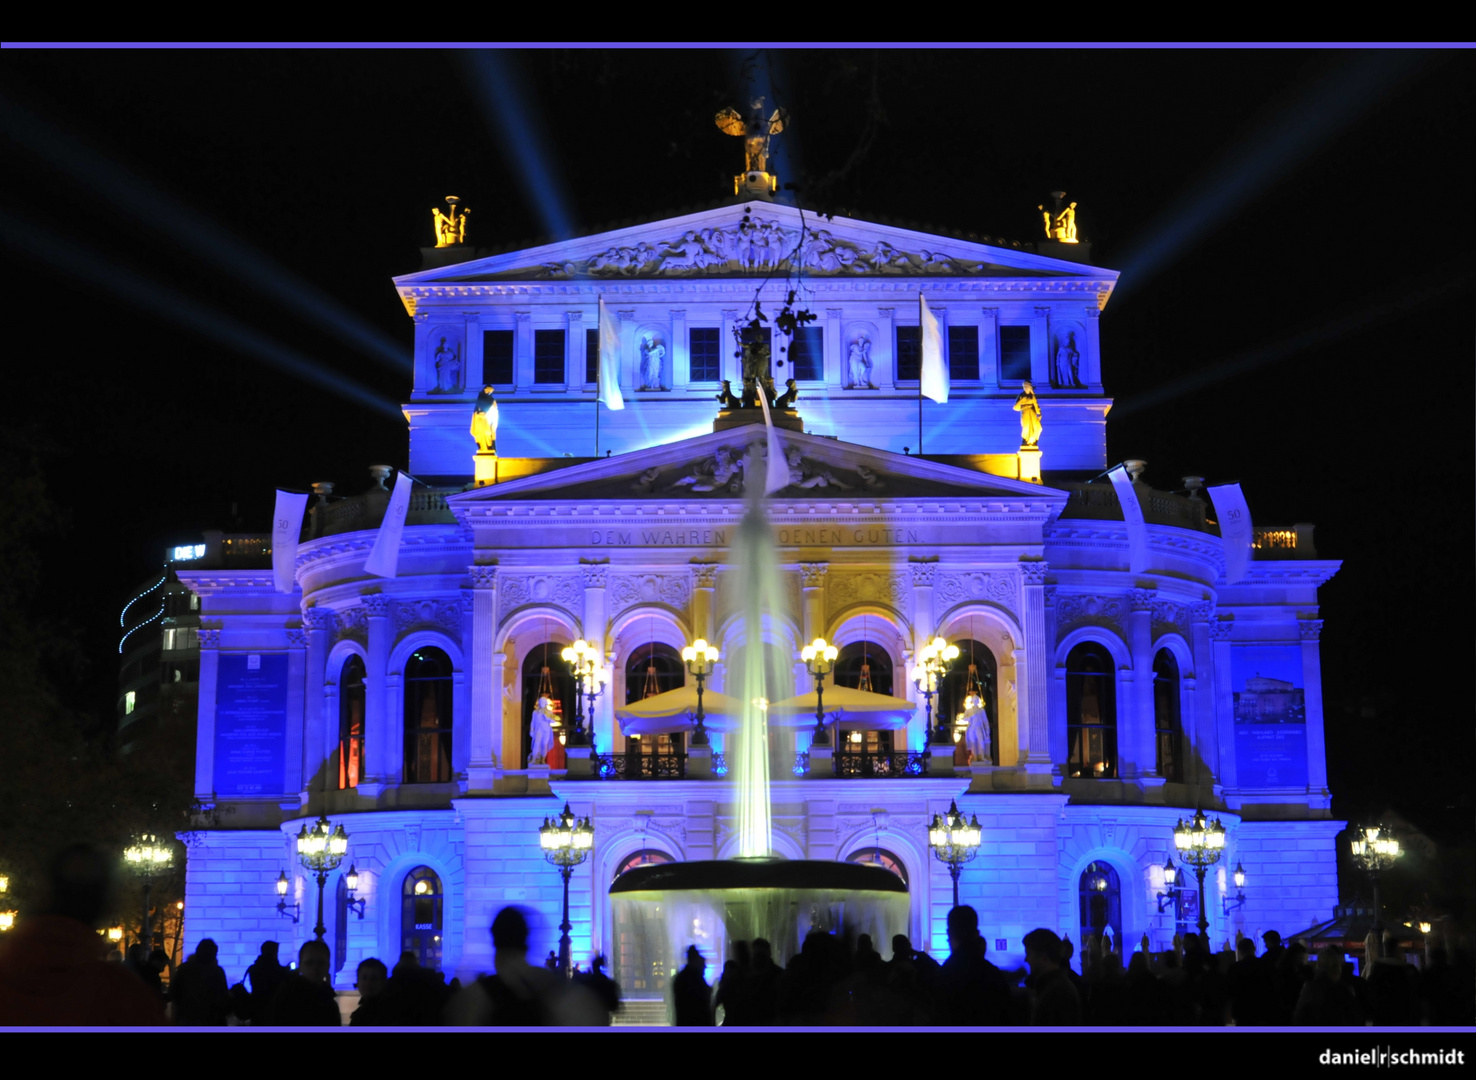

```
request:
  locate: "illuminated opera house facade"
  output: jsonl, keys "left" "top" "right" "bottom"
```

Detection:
{"left": 178, "top": 186, "right": 1342, "bottom": 994}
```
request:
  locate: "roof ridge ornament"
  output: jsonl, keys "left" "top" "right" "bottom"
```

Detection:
{"left": 716, "top": 97, "right": 788, "bottom": 201}
{"left": 432, "top": 195, "right": 469, "bottom": 249}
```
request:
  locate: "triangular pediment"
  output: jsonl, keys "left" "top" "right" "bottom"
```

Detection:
{"left": 395, "top": 203, "right": 1118, "bottom": 291}
{"left": 447, "top": 427, "right": 1069, "bottom": 507}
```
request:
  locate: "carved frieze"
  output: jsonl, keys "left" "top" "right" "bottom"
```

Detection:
{"left": 827, "top": 571, "right": 910, "bottom": 617}
{"left": 468, "top": 565, "right": 498, "bottom": 589}
{"left": 336, "top": 606, "right": 367, "bottom": 641}
{"left": 609, "top": 573, "right": 691, "bottom": 614}
{"left": 499, "top": 574, "right": 582, "bottom": 611}
{"left": 1055, "top": 593, "right": 1126, "bottom": 639}
{"left": 1151, "top": 599, "right": 1190, "bottom": 641}
{"left": 394, "top": 598, "right": 462, "bottom": 636}
{"left": 935, "top": 571, "right": 1017, "bottom": 614}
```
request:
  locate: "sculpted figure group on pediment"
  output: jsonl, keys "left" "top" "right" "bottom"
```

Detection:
{"left": 658, "top": 441, "right": 880, "bottom": 497}
{"left": 527, "top": 217, "right": 996, "bottom": 280}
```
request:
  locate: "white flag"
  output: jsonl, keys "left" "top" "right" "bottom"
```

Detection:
{"left": 756, "top": 391, "right": 790, "bottom": 495}
{"left": 1206, "top": 483, "right": 1254, "bottom": 584}
{"left": 1107, "top": 465, "right": 1149, "bottom": 573}
{"left": 364, "top": 471, "right": 413, "bottom": 578}
{"left": 919, "top": 293, "right": 948, "bottom": 404}
{"left": 271, "top": 490, "right": 310, "bottom": 594}
{"left": 597, "top": 297, "right": 624, "bottom": 411}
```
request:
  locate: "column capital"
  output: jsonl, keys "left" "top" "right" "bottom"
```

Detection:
{"left": 909, "top": 560, "right": 936, "bottom": 586}
{"left": 1298, "top": 618, "right": 1324, "bottom": 641}
{"left": 468, "top": 565, "right": 498, "bottom": 589}
{"left": 692, "top": 564, "right": 719, "bottom": 590}
{"left": 1209, "top": 617, "right": 1235, "bottom": 641}
{"left": 198, "top": 628, "right": 221, "bottom": 648}
{"left": 1018, "top": 558, "right": 1049, "bottom": 586}
{"left": 1189, "top": 600, "right": 1216, "bottom": 623}
{"left": 286, "top": 628, "right": 307, "bottom": 649}
{"left": 362, "top": 593, "right": 392, "bottom": 617}
{"left": 1129, "top": 587, "right": 1157, "bottom": 613}
{"left": 799, "top": 562, "right": 829, "bottom": 588}
{"left": 825, "top": 307, "right": 844, "bottom": 319}
{"left": 581, "top": 564, "right": 609, "bottom": 588}
{"left": 302, "top": 607, "right": 337, "bottom": 633}
{"left": 513, "top": 310, "right": 532, "bottom": 323}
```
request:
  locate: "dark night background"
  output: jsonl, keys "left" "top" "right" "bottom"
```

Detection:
{"left": 1, "top": 49, "right": 1471, "bottom": 897}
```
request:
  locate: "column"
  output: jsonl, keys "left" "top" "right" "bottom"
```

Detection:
{"left": 1082, "top": 305, "right": 1102, "bottom": 388}
{"left": 283, "top": 629, "right": 307, "bottom": 803}
{"left": 1209, "top": 618, "right": 1238, "bottom": 791}
{"left": 465, "top": 313, "right": 485, "bottom": 389}
{"left": 1127, "top": 588, "right": 1158, "bottom": 782}
{"left": 980, "top": 307, "right": 1000, "bottom": 390}
{"left": 692, "top": 564, "right": 718, "bottom": 641}
{"left": 300, "top": 608, "right": 334, "bottom": 800}
{"left": 617, "top": 310, "right": 637, "bottom": 396}
{"left": 1189, "top": 602, "right": 1221, "bottom": 790}
{"left": 799, "top": 563, "right": 827, "bottom": 643}
{"left": 1018, "top": 559, "right": 1052, "bottom": 776}
{"left": 194, "top": 628, "right": 221, "bottom": 800}
{"left": 825, "top": 308, "right": 844, "bottom": 389}
{"left": 909, "top": 560, "right": 948, "bottom": 772}
{"left": 1030, "top": 306, "right": 1051, "bottom": 387}
{"left": 875, "top": 307, "right": 896, "bottom": 390}
{"left": 360, "top": 594, "right": 393, "bottom": 796}
{"left": 565, "top": 310, "right": 585, "bottom": 393}
{"left": 581, "top": 565, "right": 612, "bottom": 751}
{"left": 670, "top": 309, "right": 687, "bottom": 386}
{"left": 512, "top": 311, "right": 532, "bottom": 391}
{"left": 1298, "top": 619, "right": 1331, "bottom": 806}
{"left": 1042, "top": 586, "right": 1059, "bottom": 770}
{"left": 467, "top": 566, "right": 499, "bottom": 792}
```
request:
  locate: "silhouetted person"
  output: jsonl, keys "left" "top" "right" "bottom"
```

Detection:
{"left": 126, "top": 943, "right": 164, "bottom": 1003}
{"left": 574, "top": 953, "right": 621, "bottom": 1024}
{"left": 447, "top": 906, "right": 602, "bottom": 1025}
{"left": 939, "top": 906, "right": 1010, "bottom": 1026}
{"left": 1226, "top": 936, "right": 1274, "bottom": 1026}
{"left": 172, "top": 938, "right": 231, "bottom": 1025}
{"left": 1293, "top": 948, "right": 1366, "bottom": 1026}
{"left": 1023, "top": 928, "right": 1081, "bottom": 1025}
{"left": 350, "top": 957, "right": 399, "bottom": 1026}
{"left": 0, "top": 843, "right": 166, "bottom": 1026}
{"left": 672, "top": 945, "right": 713, "bottom": 1026}
{"left": 260, "top": 940, "right": 341, "bottom": 1026}
{"left": 245, "top": 941, "right": 289, "bottom": 1022}
{"left": 1362, "top": 931, "right": 1419, "bottom": 1025}
{"left": 747, "top": 938, "right": 782, "bottom": 1025}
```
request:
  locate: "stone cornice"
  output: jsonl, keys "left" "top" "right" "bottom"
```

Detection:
{"left": 179, "top": 574, "right": 276, "bottom": 595}
{"left": 461, "top": 501, "right": 1064, "bottom": 523}
{"left": 397, "top": 278, "right": 1117, "bottom": 303}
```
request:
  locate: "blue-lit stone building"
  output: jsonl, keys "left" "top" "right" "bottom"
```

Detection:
{"left": 178, "top": 196, "right": 1341, "bottom": 995}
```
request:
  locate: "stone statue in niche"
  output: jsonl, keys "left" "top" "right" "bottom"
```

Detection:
{"left": 669, "top": 447, "right": 742, "bottom": 493}
{"left": 639, "top": 333, "right": 667, "bottom": 390}
{"left": 471, "top": 385, "right": 498, "bottom": 453}
{"left": 1053, "top": 331, "right": 1083, "bottom": 389}
{"left": 1013, "top": 381, "right": 1042, "bottom": 447}
{"left": 529, "top": 695, "right": 557, "bottom": 766}
{"left": 433, "top": 335, "right": 463, "bottom": 393}
{"left": 739, "top": 324, "right": 776, "bottom": 407}
{"left": 961, "top": 693, "right": 992, "bottom": 764}
{"left": 846, "top": 335, "right": 876, "bottom": 389}
{"left": 715, "top": 97, "right": 789, "bottom": 175}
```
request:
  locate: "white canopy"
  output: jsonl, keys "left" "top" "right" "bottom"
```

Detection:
{"left": 614, "top": 684, "right": 746, "bottom": 736}
{"left": 765, "top": 684, "right": 920, "bottom": 730}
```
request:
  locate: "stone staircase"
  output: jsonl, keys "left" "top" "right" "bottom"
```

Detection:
{"left": 613, "top": 998, "right": 669, "bottom": 1027}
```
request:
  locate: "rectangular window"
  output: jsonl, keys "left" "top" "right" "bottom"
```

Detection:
{"left": 585, "top": 328, "right": 599, "bottom": 384}
{"left": 1000, "top": 325, "right": 1032, "bottom": 383}
{"left": 948, "top": 325, "right": 979, "bottom": 381}
{"left": 895, "top": 325, "right": 921, "bottom": 382}
{"left": 124, "top": 690, "right": 136, "bottom": 715}
{"left": 689, "top": 327, "right": 722, "bottom": 383}
{"left": 534, "top": 329, "right": 566, "bottom": 384}
{"left": 786, "top": 326, "right": 824, "bottom": 382}
{"left": 483, "top": 330, "right": 514, "bottom": 384}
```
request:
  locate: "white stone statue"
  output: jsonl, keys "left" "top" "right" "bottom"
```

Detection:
{"left": 847, "top": 336, "right": 875, "bottom": 389}
{"left": 529, "top": 694, "right": 557, "bottom": 765}
{"left": 1054, "top": 331, "right": 1082, "bottom": 388}
{"left": 961, "top": 693, "right": 992, "bottom": 764}
{"left": 640, "top": 333, "right": 666, "bottom": 390}
{"left": 434, "top": 336, "right": 463, "bottom": 392}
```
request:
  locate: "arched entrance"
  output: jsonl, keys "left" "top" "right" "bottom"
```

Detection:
{"left": 401, "top": 866, "right": 444, "bottom": 970}
{"left": 611, "top": 850, "right": 675, "bottom": 998}
{"left": 1078, "top": 861, "right": 1122, "bottom": 949}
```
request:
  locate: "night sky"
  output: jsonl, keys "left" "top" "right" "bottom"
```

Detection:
{"left": 2, "top": 48, "right": 1470, "bottom": 839}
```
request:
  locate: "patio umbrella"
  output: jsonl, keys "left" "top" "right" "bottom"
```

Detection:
{"left": 764, "top": 684, "right": 920, "bottom": 730}
{"left": 615, "top": 684, "right": 747, "bottom": 736}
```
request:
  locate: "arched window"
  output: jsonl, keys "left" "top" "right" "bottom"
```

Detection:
{"left": 611, "top": 850, "right": 676, "bottom": 997}
{"left": 832, "top": 642, "right": 896, "bottom": 761}
{"left": 1078, "top": 862, "right": 1122, "bottom": 948}
{"left": 845, "top": 847, "right": 909, "bottom": 888}
{"left": 404, "top": 648, "right": 452, "bottom": 784}
{"left": 338, "top": 655, "right": 365, "bottom": 790}
{"left": 1153, "top": 649, "right": 1184, "bottom": 783}
{"left": 522, "top": 644, "right": 574, "bottom": 768}
{"left": 1066, "top": 643, "right": 1116, "bottom": 779}
{"left": 940, "top": 639, "right": 999, "bottom": 767}
{"left": 611, "top": 849, "right": 675, "bottom": 884}
{"left": 624, "top": 643, "right": 686, "bottom": 762}
{"left": 401, "top": 867, "right": 443, "bottom": 970}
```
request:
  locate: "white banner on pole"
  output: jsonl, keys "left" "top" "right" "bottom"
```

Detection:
{"left": 271, "top": 490, "right": 310, "bottom": 594}
{"left": 1107, "top": 465, "right": 1149, "bottom": 573}
{"left": 1206, "top": 483, "right": 1254, "bottom": 584}
{"left": 597, "top": 297, "right": 625, "bottom": 411}
{"left": 919, "top": 293, "right": 949, "bottom": 404}
{"left": 364, "top": 471, "right": 413, "bottom": 579}
{"left": 756, "top": 390, "right": 790, "bottom": 495}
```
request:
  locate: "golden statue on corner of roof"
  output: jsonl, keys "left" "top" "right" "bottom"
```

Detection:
{"left": 432, "top": 195, "right": 469, "bottom": 249}
{"left": 1038, "top": 191, "right": 1078, "bottom": 243}
{"left": 716, "top": 97, "right": 788, "bottom": 176}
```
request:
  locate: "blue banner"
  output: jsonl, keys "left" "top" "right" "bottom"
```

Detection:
{"left": 214, "top": 653, "right": 288, "bottom": 797}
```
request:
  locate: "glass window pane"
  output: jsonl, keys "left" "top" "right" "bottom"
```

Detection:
{"left": 534, "top": 329, "right": 566, "bottom": 384}
{"left": 585, "top": 328, "right": 599, "bottom": 384}
{"left": 689, "top": 327, "right": 722, "bottom": 382}
{"left": 483, "top": 330, "right": 514, "bottom": 384}
{"left": 948, "top": 325, "right": 979, "bottom": 381}
{"left": 787, "top": 326, "right": 824, "bottom": 382}
{"left": 1000, "top": 325, "right": 1031, "bottom": 382}
{"left": 895, "top": 325, "right": 921, "bottom": 381}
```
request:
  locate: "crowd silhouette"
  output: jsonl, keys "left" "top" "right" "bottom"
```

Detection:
{"left": 2, "top": 845, "right": 1471, "bottom": 1027}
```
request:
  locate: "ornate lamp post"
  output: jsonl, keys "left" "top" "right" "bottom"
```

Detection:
{"left": 682, "top": 638, "right": 720, "bottom": 747}
{"left": 1350, "top": 823, "right": 1401, "bottom": 931}
{"left": 914, "top": 636, "right": 960, "bottom": 747}
{"left": 539, "top": 803, "right": 594, "bottom": 977}
{"left": 560, "top": 640, "right": 602, "bottom": 747}
{"left": 928, "top": 799, "right": 981, "bottom": 909}
{"left": 1173, "top": 809, "right": 1226, "bottom": 939}
{"left": 295, "top": 816, "right": 349, "bottom": 942}
{"left": 801, "top": 637, "right": 839, "bottom": 748}
{"left": 124, "top": 834, "right": 173, "bottom": 948}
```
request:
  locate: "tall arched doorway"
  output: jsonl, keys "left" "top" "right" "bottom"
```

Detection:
{"left": 940, "top": 639, "right": 998, "bottom": 767}
{"left": 401, "top": 866, "right": 444, "bottom": 970}
{"left": 610, "top": 850, "right": 675, "bottom": 999}
{"left": 834, "top": 641, "right": 897, "bottom": 773}
{"left": 624, "top": 643, "right": 686, "bottom": 775}
{"left": 1078, "top": 861, "right": 1122, "bottom": 950}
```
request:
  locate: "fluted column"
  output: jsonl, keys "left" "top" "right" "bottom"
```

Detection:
{"left": 467, "top": 566, "right": 498, "bottom": 792}
{"left": 692, "top": 564, "right": 717, "bottom": 641}
{"left": 194, "top": 628, "right": 221, "bottom": 800}
{"left": 1018, "top": 559, "right": 1052, "bottom": 775}
{"left": 582, "top": 565, "right": 612, "bottom": 750}
{"left": 980, "top": 307, "right": 1000, "bottom": 390}
{"left": 360, "top": 594, "right": 393, "bottom": 796}
{"left": 1188, "top": 601, "right": 1220, "bottom": 789}
{"left": 1127, "top": 588, "right": 1158, "bottom": 781}
{"left": 799, "top": 563, "right": 827, "bottom": 643}
{"left": 301, "top": 608, "right": 336, "bottom": 800}
{"left": 909, "top": 560, "right": 948, "bottom": 773}
{"left": 1299, "top": 619, "right": 1331, "bottom": 805}
{"left": 1209, "top": 618, "right": 1238, "bottom": 791}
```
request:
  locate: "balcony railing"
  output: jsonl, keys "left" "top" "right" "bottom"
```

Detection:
{"left": 833, "top": 749, "right": 931, "bottom": 778}
{"left": 594, "top": 752, "right": 687, "bottom": 780}
{"left": 1252, "top": 524, "right": 1317, "bottom": 559}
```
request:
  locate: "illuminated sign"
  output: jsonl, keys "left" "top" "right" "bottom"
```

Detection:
{"left": 172, "top": 544, "right": 206, "bottom": 562}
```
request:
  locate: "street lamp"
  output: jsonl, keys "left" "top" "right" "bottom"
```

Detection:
{"left": 1173, "top": 809, "right": 1226, "bottom": 940}
{"left": 0, "top": 911, "right": 14, "bottom": 932}
{"left": 801, "top": 637, "right": 839, "bottom": 748}
{"left": 914, "top": 636, "right": 960, "bottom": 747}
{"left": 295, "top": 816, "right": 349, "bottom": 942}
{"left": 1222, "top": 863, "right": 1248, "bottom": 915}
{"left": 275, "top": 870, "right": 301, "bottom": 924}
{"left": 1350, "top": 823, "right": 1401, "bottom": 931}
{"left": 344, "top": 865, "right": 367, "bottom": 920}
{"left": 1156, "top": 857, "right": 1180, "bottom": 913}
{"left": 927, "top": 799, "right": 981, "bottom": 909}
{"left": 124, "top": 834, "right": 173, "bottom": 948}
{"left": 681, "top": 638, "right": 720, "bottom": 747}
{"left": 539, "top": 803, "right": 593, "bottom": 977}
{"left": 560, "top": 640, "right": 603, "bottom": 748}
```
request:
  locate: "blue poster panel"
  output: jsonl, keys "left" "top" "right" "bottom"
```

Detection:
{"left": 214, "top": 653, "right": 288, "bottom": 797}
{"left": 1232, "top": 645, "right": 1307, "bottom": 788}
